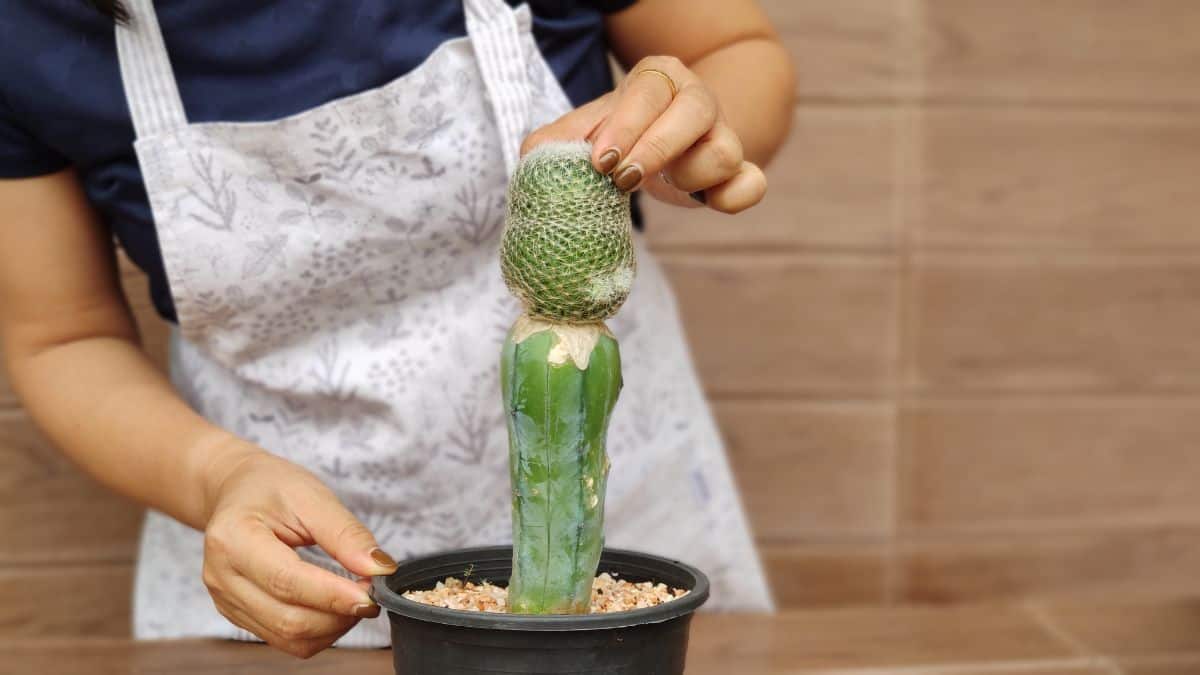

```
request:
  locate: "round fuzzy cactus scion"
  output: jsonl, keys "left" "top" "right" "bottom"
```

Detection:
{"left": 501, "top": 141, "right": 636, "bottom": 323}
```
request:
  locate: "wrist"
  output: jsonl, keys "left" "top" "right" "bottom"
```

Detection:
{"left": 180, "top": 426, "right": 265, "bottom": 528}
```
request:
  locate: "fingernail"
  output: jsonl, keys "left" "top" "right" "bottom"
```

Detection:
{"left": 353, "top": 602, "right": 380, "bottom": 618}
{"left": 613, "top": 164, "right": 644, "bottom": 192}
{"left": 597, "top": 148, "right": 621, "bottom": 174}
{"left": 370, "top": 547, "right": 398, "bottom": 570}
{"left": 690, "top": 190, "right": 707, "bottom": 205}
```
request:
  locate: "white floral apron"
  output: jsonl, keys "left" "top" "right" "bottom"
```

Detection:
{"left": 118, "top": 0, "right": 772, "bottom": 646}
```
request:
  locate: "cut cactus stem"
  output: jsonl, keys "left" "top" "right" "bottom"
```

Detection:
{"left": 501, "top": 315, "right": 622, "bottom": 614}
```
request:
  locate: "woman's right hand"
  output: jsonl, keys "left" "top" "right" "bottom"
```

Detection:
{"left": 199, "top": 444, "right": 399, "bottom": 658}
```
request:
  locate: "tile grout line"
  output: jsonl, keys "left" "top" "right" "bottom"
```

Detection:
{"left": 707, "top": 390, "right": 1200, "bottom": 403}
{"left": 0, "top": 555, "right": 137, "bottom": 568}
{"left": 790, "top": 95, "right": 1200, "bottom": 112}
{"left": 790, "top": 657, "right": 1105, "bottom": 675}
{"left": 1116, "top": 653, "right": 1200, "bottom": 669}
{"left": 755, "top": 513, "right": 1200, "bottom": 551}
{"left": 0, "top": 560, "right": 136, "bottom": 572}
{"left": 653, "top": 240, "right": 1200, "bottom": 260}
{"left": 884, "top": 0, "right": 925, "bottom": 606}
{"left": 1023, "top": 601, "right": 1123, "bottom": 674}
{"left": 651, "top": 242, "right": 1200, "bottom": 257}
{"left": 889, "top": 513, "right": 1200, "bottom": 538}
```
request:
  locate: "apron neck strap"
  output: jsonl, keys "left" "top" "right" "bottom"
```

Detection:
{"left": 464, "top": 0, "right": 534, "bottom": 176}
{"left": 114, "top": 0, "right": 189, "bottom": 138}
{"left": 114, "top": 0, "right": 535, "bottom": 163}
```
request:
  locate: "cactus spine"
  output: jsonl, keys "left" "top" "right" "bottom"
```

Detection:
{"left": 499, "top": 142, "right": 634, "bottom": 614}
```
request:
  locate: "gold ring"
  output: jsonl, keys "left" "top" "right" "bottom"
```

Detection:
{"left": 635, "top": 68, "right": 679, "bottom": 99}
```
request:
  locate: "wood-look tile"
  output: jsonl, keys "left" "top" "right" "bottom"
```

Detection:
{"left": 645, "top": 108, "right": 898, "bottom": 251}
{"left": 911, "top": 256, "right": 1200, "bottom": 393}
{"left": 898, "top": 526, "right": 1200, "bottom": 604}
{"left": 689, "top": 605, "right": 1072, "bottom": 671}
{"left": 664, "top": 254, "right": 898, "bottom": 396}
{"left": 922, "top": 669, "right": 1108, "bottom": 675}
{"left": 716, "top": 401, "right": 893, "bottom": 540}
{"left": 768, "top": 0, "right": 910, "bottom": 100}
{"left": 0, "top": 411, "right": 142, "bottom": 564}
{"left": 1119, "top": 655, "right": 1200, "bottom": 675}
{"left": 0, "top": 564, "right": 132, "bottom": 638}
{"left": 1039, "top": 598, "right": 1200, "bottom": 658}
{"left": 762, "top": 542, "right": 889, "bottom": 608}
{"left": 915, "top": 109, "right": 1200, "bottom": 249}
{"left": 0, "top": 640, "right": 392, "bottom": 675}
{"left": 901, "top": 399, "right": 1200, "bottom": 533}
{"left": 921, "top": 0, "right": 1200, "bottom": 103}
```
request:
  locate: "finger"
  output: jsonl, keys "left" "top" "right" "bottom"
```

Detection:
{"left": 612, "top": 83, "right": 718, "bottom": 192}
{"left": 521, "top": 93, "right": 614, "bottom": 162}
{"left": 215, "top": 596, "right": 350, "bottom": 660}
{"left": 663, "top": 122, "right": 744, "bottom": 194}
{"left": 229, "top": 520, "right": 377, "bottom": 616}
{"left": 228, "top": 573, "right": 364, "bottom": 643}
{"left": 290, "top": 489, "right": 398, "bottom": 578}
{"left": 642, "top": 174, "right": 706, "bottom": 209}
{"left": 592, "top": 57, "right": 696, "bottom": 181}
{"left": 702, "top": 161, "right": 768, "bottom": 214}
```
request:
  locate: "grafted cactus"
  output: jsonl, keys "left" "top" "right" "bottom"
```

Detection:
{"left": 499, "top": 142, "right": 633, "bottom": 614}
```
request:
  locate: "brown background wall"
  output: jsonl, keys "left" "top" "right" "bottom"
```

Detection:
{"left": 4, "top": 0, "right": 1200, "bottom": 638}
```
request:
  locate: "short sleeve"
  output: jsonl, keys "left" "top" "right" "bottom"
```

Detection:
{"left": 0, "top": 96, "right": 70, "bottom": 178}
{"left": 592, "top": 0, "right": 637, "bottom": 14}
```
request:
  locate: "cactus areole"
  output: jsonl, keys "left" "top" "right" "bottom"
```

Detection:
{"left": 499, "top": 142, "right": 633, "bottom": 614}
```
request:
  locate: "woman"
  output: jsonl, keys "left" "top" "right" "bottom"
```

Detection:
{"left": 0, "top": 0, "right": 794, "bottom": 657}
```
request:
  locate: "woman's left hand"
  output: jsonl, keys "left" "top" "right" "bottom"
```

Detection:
{"left": 522, "top": 56, "right": 767, "bottom": 214}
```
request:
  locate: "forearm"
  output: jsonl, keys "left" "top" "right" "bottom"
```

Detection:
{"left": 6, "top": 332, "right": 252, "bottom": 530}
{"left": 688, "top": 37, "right": 795, "bottom": 167}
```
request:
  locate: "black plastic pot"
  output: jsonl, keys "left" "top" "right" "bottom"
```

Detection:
{"left": 371, "top": 545, "right": 709, "bottom": 675}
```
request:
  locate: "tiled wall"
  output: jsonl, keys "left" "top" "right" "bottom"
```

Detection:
{"left": 644, "top": 0, "right": 1200, "bottom": 607}
{"left": 2, "top": 0, "right": 1200, "bottom": 638}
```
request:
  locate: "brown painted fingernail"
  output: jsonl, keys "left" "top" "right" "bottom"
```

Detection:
{"left": 613, "top": 164, "right": 644, "bottom": 192}
{"left": 370, "top": 548, "right": 398, "bottom": 570}
{"left": 690, "top": 190, "right": 707, "bottom": 205}
{"left": 597, "top": 148, "right": 621, "bottom": 174}
{"left": 353, "top": 602, "right": 380, "bottom": 618}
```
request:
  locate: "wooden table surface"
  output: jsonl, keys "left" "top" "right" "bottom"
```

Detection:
{"left": 4, "top": 597, "right": 1200, "bottom": 675}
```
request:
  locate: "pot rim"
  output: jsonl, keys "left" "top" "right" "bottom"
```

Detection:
{"left": 371, "top": 545, "right": 710, "bottom": 631}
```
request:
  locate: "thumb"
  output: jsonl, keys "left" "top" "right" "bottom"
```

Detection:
{"left": 300, "top": 496, "right": 398, "bottom": 578}
{"left": 520, "top": 92, "right": 615, "bottom": 166}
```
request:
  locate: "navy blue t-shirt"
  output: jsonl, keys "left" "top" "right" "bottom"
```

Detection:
{"left": 0, "top": 0, "right": 634, "bottom": 321}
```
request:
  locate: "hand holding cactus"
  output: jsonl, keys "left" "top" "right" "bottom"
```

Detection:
{"left": 521, "top": 55, "right": 768, "bottom": 214}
